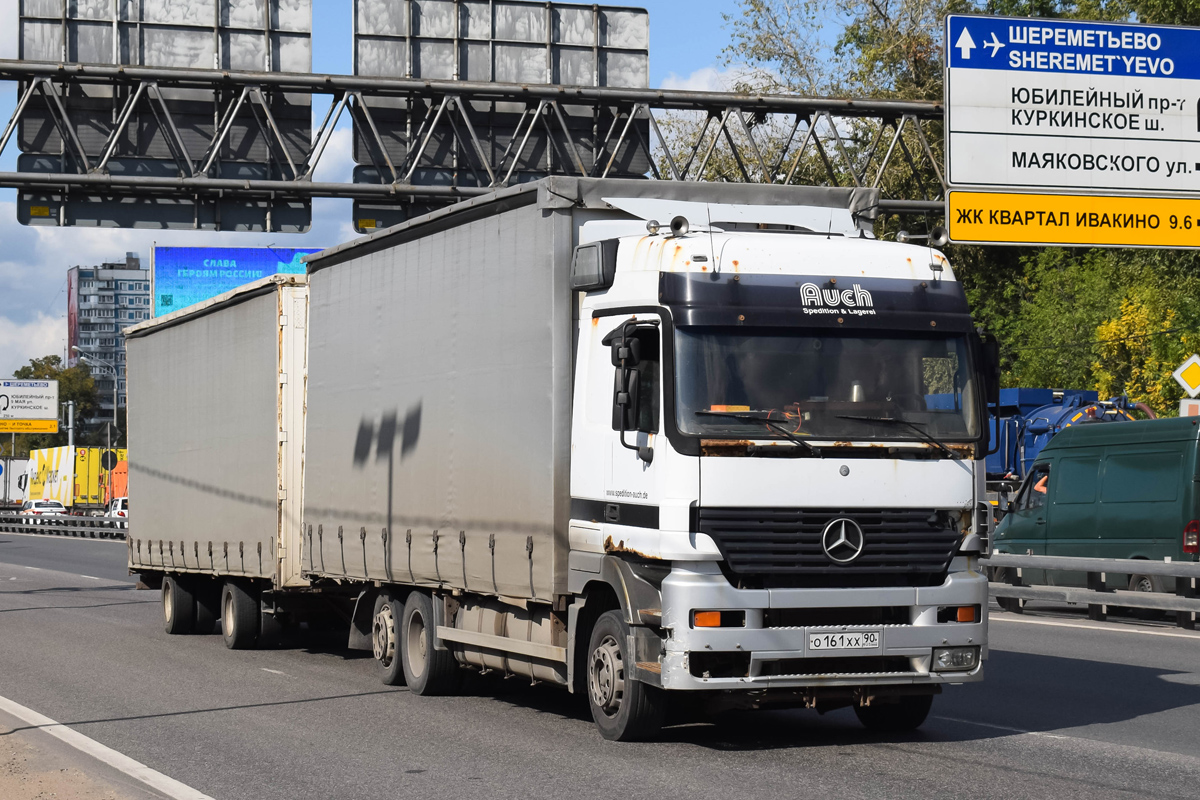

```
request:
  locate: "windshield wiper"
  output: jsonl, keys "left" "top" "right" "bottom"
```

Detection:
{"left": 694, "top": 410, "right": 817, "bottom": 454}
{"left": 834, "top": 414, "right": 961, "bottom": 459}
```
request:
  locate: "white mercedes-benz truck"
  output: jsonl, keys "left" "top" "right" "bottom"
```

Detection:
{"left": 127, "top": 178, "right": 997, "bottom": 741}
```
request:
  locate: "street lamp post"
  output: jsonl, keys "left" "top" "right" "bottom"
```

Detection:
{"left": 72, "top": 345, "right": 120, "bottom": 505}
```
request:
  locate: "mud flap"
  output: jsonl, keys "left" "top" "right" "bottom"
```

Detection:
{"left": 347, "top": 588, "right": 378, "bottom": 651}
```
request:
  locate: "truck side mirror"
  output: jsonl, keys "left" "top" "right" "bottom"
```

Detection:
{"left": 612, "top": 368, "right": 653, "bottom": 464}
{"left": 611, "top": 337, "right": 641, "bottom": 368}
{"left": 982, "top": 334, "right": 1000, "bottom": 409}
{"left": 613, "top": 367, "right": 640, "bottom": 432}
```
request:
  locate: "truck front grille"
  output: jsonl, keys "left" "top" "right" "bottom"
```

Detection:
{"left": 695, "top": 507, "right": 960, "bottom": 589}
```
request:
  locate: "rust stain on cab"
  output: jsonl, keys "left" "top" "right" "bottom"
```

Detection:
{"left": 603, "top": 535, "right": 662, "bottom": 560}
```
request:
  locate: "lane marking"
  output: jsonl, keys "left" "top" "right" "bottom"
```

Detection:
{"left": 80, "top": 575, "right": 100, "bottom": 581}
{"left": 991, "top": 614, "right": 1200, "bottom": 641}
{"left": 934, "top": 715, "right": 1068, "bottom": 739}
{"left": 260, "top": 668, "right": 288, "bottom": 676}
{"left": 0, "top": 694, "right": 214, "bottom": 800}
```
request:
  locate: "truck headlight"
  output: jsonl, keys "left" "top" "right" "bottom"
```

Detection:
{"left": 932, "top": 646, "right": 979, "bottom": 672}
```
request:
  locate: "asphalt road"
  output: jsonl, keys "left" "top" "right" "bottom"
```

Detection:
{"left": 2, "top": 532, "right": 1200, "bottom": 800}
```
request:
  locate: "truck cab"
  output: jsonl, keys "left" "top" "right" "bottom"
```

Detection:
{"left": 568, "top": 204, "right": 995, "bottom": 730}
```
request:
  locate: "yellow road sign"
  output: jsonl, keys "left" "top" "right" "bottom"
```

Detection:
{"left": 0, "top": 419, "right": 58, "bottom": 433}
{"left": 947, "top": 191, "right": 1200, "bottom": 248}
{"left": 1174, "top": 354, "right": 1200, "bottom": 398}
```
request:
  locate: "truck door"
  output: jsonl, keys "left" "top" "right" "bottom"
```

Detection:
{"left": 604, "top": 319, "right": 661, "bottom": 543}
{"left": 569, "top": 315, "right": 661, "bottom": 553}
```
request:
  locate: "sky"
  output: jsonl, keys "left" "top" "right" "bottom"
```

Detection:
{"left": 0, "top": 0, "right": 745, "bottom": 377}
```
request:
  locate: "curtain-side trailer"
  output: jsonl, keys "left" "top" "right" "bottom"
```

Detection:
{"left": 128, "top": 178, "right": 997, "bottom": 741}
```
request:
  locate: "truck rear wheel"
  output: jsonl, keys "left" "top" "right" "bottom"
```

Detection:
{"left": 221, "top": 580, "right": 260, "bottom": 650}
{"left": 400, "top": 592, "right": 459, "bottom": 695}
{"left": 586, "top": 610, "right": 665, "bottom": 741}
{"left": 373, "top": 592, "right": 406, "bottom": 686}
{"left": 854, "top": 694, "right": 933, "bottom": 732}
{"left": 162, "top": 575, "right": 195, "bottom": 635}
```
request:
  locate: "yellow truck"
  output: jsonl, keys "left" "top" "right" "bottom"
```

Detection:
{"left": 24, "top": 446, "right": 128, "bottom": 512}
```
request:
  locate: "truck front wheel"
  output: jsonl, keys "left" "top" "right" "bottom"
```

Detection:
{"left": 162, "top": 575, "right": 195, "bottom": 635}
{"left": 400, "top": 592, "right": 459, "bottom": 695}
{"left": 854, "top": 694, "right": 933, "bottom": 732}
{"left": 221, "top": 580, "right": 260, "bottom": 650}
{"left": 586, "top": 610, "right": 665, "bottom": 741}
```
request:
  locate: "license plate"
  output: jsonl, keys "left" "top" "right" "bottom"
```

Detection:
{"left": 808, "top": 630, "right": 881, "bottom": 651}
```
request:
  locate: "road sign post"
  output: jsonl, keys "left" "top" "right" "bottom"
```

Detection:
{"left": 945, "top": 14, "right": 1200, "bottom": 246}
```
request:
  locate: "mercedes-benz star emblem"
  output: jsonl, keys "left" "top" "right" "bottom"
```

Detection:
{"left": 821, "top": 518, "right": 865, "bottom": 564}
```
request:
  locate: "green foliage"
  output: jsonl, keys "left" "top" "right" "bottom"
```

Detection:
{"left": 8, "top": 355, "right": 100, "bottom": 456}
{"left": 722, "top": 0, "right": 1200, "bottom": 416}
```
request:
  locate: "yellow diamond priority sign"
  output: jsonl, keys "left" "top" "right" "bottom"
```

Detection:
{"left": 1173, "top": 354, "right": 1200, "bottom": 398}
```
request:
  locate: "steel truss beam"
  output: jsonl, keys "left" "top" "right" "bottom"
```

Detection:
{"left": 0, "top": 60, "right": 946, "bottom": 214}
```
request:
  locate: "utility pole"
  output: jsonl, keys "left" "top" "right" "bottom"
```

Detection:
{"left": 66, "top": 400, "right": 74, "bottom": 450}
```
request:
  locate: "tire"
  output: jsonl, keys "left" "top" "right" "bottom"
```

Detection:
{"left": 221, "top": 580, "right": 260, "bottom": 650}
{"left": 1128, "top": 574, "right": 1162, "bottom": 620}
{"left": 585, "top": 610, "right": 666, "bottom": 741}
{"left": 373, "top": 592, "right": 406, "bottom": 686}
{"left": 162, "top": 575, "right": 196, "bottom": 635}
{"left": 194, "top": 579, "right": 220, "bottom": 634}
{"left": 991, "top": 567, "right": 1022, "bottom": 613}
{"left": 400, "top": 592, "right": 459, "bottom": 695}
{"left": 854, "top": 694, "right": 934, "bottom": 732}
{"left": 1129, "top": 574, "right": 1155, "bottom": 593}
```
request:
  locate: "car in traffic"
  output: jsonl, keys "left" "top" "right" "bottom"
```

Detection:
{"left": 105, "top": 497, "right": 129, "bottom": 518}
{"left": 993, "top": 416, "right": 1200, "bottom": 594}
{"left": 19, "top": 499, "right": 68, "bottom": 525}
{"left": 20, "top": 500, "right": 67, "bottom": 516}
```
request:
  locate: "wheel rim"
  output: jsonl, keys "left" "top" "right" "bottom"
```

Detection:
{"left": 373, "top": 603, "right": 396, "bottom": 667}
{"left": 1134, "top": 576, "right": 1153, "bottom": 593}
{"left": 405, "top": 608, "right": 427, "bottom": 679}
{"left": 223, "top": 591, "right": 234, "bottom": 638}
{"left": 162, "top": 582, "right": 174, "bottom": 624}
{"left": 589, "top": 633, "right": 625, "bottom": 717}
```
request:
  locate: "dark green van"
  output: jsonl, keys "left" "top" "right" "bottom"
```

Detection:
{"left": 993, "top": 417, "right": 1200, "bottom": 591}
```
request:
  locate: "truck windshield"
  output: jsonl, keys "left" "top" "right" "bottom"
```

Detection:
{"left": 675, "top": 327, "right": 980, "bottom": 443}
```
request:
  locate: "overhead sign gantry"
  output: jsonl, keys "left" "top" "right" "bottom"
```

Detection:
{"left": 945, "top": 14, "right": 1200, "bottom": 247}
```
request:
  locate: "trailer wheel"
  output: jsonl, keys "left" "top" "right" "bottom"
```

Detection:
{"left": 854, "top": 694, "right": 933, "bottom": 732}
{"left": 586, "top": 610, "right": 665, "bottom": 741}
{"left": 373, "top": 592, "right": 405, "bottom": 686}
{"left": 162, "top": 575, "right": 195, "bottom": 635}
{"left": 400, "top": 592, "right": 459, "bottom": 695}
{"left": 221, "top": 580, "right": 260, "bottom": 650}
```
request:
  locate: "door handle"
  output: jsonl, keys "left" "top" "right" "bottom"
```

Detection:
{"left": 1035, "top": 518, "right": 1046, "bottom": 525}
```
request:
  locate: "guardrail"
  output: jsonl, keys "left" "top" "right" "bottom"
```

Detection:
{"left": 983, "top": 553, "right": 1200, "bottom": 630}
{"left": 0, "top": 514, "right": 127, "bottom": 539}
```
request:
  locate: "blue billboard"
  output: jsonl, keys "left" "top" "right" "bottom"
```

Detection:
{"left": 152, "top": 246, "right": 322, "bottom": 316}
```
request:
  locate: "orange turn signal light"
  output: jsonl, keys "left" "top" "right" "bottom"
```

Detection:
{"left": 957, "top": 606, "right": 976, "bottom": 623}
{"left": 691, "top": 610, "right": 746, "bottom": 628}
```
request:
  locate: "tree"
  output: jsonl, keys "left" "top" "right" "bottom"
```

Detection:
{"left": 8, "top": 355, "right": 99, "bottom": 456}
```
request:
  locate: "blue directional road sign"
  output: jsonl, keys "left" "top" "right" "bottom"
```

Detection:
{"left": 946, "top": 15, "right": 1200, "bottom": 194}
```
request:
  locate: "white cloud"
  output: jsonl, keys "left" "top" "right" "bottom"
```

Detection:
{"left": 0, "top": 311, "right": 63, "bottom": 376}
{"left": 658, "top": 64, "right": 760, "bottom": 93}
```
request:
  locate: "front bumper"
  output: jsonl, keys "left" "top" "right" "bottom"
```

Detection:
{"left": 657, "top": 559, "right": 988, "bottom": 691}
